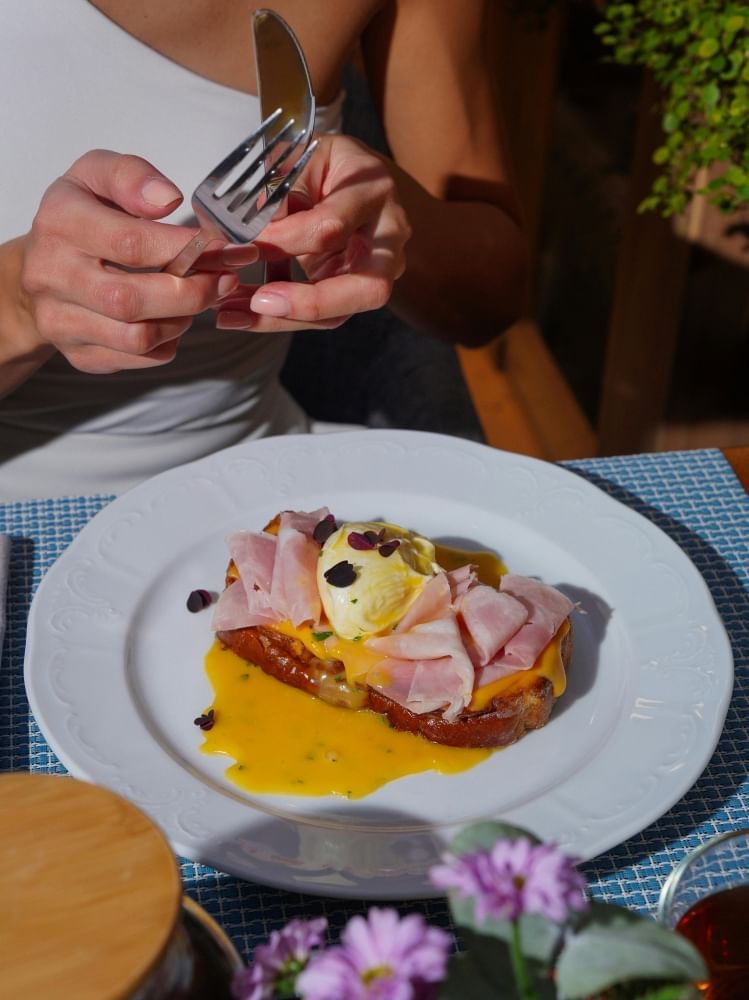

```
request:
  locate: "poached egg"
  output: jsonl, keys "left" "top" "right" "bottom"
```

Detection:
{"left": 316, "top": 521, "right": 440, "bottom": 639}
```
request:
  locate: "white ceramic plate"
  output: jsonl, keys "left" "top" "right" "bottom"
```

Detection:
{"left": 24, "top": 431, "right": 733, "bottom": 898}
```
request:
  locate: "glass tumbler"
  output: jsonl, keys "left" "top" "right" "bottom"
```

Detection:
{"left": 658, "top": 828, "right": 749, "bottom": 999}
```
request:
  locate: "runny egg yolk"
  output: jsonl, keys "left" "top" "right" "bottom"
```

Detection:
{"left": 200, "top": 641, "right": 491, "bottom": 798}
{"left": 316, "top": 522, "right": 440, "bottom": 640}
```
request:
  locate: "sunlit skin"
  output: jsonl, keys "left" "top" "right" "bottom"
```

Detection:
{"left": 0, "top": 0, "right": 527, "bottom": 397}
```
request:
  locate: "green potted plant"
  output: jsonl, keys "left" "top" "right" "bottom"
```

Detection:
{"left": 595, "top": 1, "right": 749, "bottom": 262}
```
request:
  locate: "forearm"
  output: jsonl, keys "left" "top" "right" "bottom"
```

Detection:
{"left": 387, "top": 162, "right": 530, "bottom": 346}
{"left": 0, "top": 236, "right": 54, "bottom": 399}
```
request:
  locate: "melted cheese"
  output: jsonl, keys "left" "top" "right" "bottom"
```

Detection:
{"left": 200, "top": 641, "right": 490, "bottom": 798}
{"left": 273, "top": 619, "right": 383, "bottom": 686}
{"left": 468, "top": 620, "right": 570, "bottom": 711}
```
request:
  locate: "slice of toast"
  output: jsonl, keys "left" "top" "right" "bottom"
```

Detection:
{"left": 216, "top": 591, "right": 572, "bottom": 748}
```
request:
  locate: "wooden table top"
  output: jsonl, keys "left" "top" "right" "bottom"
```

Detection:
{"left": 723, "top": 446, "right": 749, "bottom": 493}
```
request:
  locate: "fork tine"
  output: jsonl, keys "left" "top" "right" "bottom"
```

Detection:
{"left": 220, "top": 118, "right": 297, "bottom": 205}
{"left": 225, "top": 128, "right": 308, "bottom": 214}
{"left": 200, "top": 108, "right": 284, "bottom": 194}
{"left": 240, "top": 138, "right": 319, "bottom": 232}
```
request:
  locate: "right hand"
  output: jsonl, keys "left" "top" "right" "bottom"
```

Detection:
{"left": 19, "top": 149, "right": 254, "bottom": 374}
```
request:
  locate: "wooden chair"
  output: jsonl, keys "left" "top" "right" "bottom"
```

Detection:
{"left": 458, "top": 5, "right": 694, "bottom": 459}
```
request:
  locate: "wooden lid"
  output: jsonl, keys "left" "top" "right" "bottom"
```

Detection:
{"left": 1, "top": 773, "right": 182, "bottom": 999}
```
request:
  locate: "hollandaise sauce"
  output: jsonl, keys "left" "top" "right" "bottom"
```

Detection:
{"left": 199, "top": 642, "right": 491, "bottom": 799}
{"left": 434, "top": 543, "right": 507, "bottom": 588}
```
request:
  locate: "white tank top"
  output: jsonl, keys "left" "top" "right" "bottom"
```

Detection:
{"left": 0, "top": 0, "right": 345, "bottom": 499}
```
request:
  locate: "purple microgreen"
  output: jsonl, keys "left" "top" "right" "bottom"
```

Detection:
{"left": 193, "top": 709, "right": 215, "bottom": 731}
{"left": 347, "top": 530, "right": 376, "bottom": 551}
{"left": 186, "top": 588, "right": 213, "bottom": 612}
{"left": 313, "top": 514, "right": 337, "bottom": 545}
{"left": 378, "top": 540, "right": 401, "bottom": 558}
{"left": 323, "top": 560, "right": 357, "bottom": 587}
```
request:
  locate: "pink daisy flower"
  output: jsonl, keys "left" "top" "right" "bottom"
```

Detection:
{"left": 430, "top": 837, "right": 588, "bottom": 924}
{"left": 296, "top": 907, "right": 450, "bottom": 999}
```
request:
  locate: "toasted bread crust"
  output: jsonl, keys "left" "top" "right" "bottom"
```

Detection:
{"left": 216, "top": 590, "right": 572, "bottom": 748}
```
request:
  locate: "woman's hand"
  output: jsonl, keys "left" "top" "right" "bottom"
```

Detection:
{"left": 18, "top": 149, "right": 248, "bottom": 375}
{"left": 215, "top": 134, "right": 411, "bottom": 332}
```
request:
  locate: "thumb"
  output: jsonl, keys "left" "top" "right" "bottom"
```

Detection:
{"left": 67, "top": 149, "right": 183, "bottom": 219}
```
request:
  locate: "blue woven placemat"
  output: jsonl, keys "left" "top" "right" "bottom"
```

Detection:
{"left": 2, "top": 448, "right": 747, "bottom": 960}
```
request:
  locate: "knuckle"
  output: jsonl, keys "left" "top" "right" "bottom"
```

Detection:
{"left": 34, "top": 183, "right": 70, "bottom": 232}
{"left": 30, "top": 297, "right": 59, "bottom": 336}
{"left": 109, "top": 225, "right": 150, "bottom": 267}
{"left": 120, "top": 321, "right": 160, "bottom": 356}
{"left": 177, "top": 276, "right": 210, "bottom": 315}
{"left": 97, "top": 279, "right": 142, "bottom": 322}
{"left": 314, "top": 215, "right": 347, "bottom": 252}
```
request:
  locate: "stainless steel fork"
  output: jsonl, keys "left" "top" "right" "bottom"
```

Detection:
{"left": 163, "top": 109, "right": 318, "bottom": 277}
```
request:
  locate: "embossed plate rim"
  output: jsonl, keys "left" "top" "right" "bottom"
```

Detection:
{"left": 23, "top": 430, "right": 733, "bottom": 898}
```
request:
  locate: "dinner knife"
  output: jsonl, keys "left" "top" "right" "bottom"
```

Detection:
{"left": 252, "top": 9, "right": 316, "bottom": 283}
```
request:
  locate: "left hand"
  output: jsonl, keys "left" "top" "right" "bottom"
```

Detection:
{"left": 214, "top": 134, "right": 411, "bottom": 331}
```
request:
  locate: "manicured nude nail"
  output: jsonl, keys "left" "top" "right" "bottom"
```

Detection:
{"left": 217, "top": 309, "right": 253, "bottom": 329}
{"left": 217, "top": 274, "right": 240, "bottom": 297}
{"left": 250, "top": 291, "right": 289, "bottom": 317}
{"left": 221, "top": 245, "right": 260, "bottom": 266}
{"left": 142, "top": 178, "right": 181, "bottom": 207}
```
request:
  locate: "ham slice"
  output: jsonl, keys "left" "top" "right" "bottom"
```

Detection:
{"left": 446, "top": 563, "right": 478, "bottom": 599}
{"left": 457, "top": 585, "right": 529, "bottom": 667}
{"left": 492, "top": 575, "right": 574, "bottom": 669}
{"left": 366, "top": 615, "right": 474, "bottom": 721}
{"left": 227, "top": 531, "right": 277, "bottom": 596}
{"left": 215, "top": 508, "right": 330, "bottom": 630}
{"left": 211, "top": 578, "right": 277, "bottom": 630}
{"left": 269, "top": 508, "right": 328, "bottom": 627}
{"left": 394, "top": 572, "right": 451, "bottom": 632}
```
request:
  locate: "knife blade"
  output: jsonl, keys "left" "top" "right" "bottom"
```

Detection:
{"left": 252, "top": 9, "right": 316, "bottom": 282}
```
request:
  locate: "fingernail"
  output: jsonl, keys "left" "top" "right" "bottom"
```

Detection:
{"left": 217, "top": 309, "right": 254, "bottom": 329}
{"left": 221, "top": 245, "right": 260, "bottom": 266}
{"left": 142, "top": 178, "right": 181, "bottom": 207}
{"left": 251, "top": 291, "right": 289, "bottom": 317}
{"left": 217, "top": 273, "right": 240, "bottom": 298}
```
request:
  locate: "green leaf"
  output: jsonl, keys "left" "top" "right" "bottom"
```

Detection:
{"left": 653, "top": 146, "right": 671, "bottom": 165}
{"left": 724, "top": 164, "right": 747, "bottom": 186}
{"left": 449, "top": 897, "right": 563, "bottom": 965}
{"left": 438, "top": 952, "right": 516, "bottom": 1000}
{"left": 555, "top": 916, "right": 708, "bottom": 998}
{"left": 449, "top": 821, "right": 540, "bottom": 857}
{"left": 726, "top": 15, "right": 745, "bottom": 35}
{"left": 439, "top": 930, "right": 556, "bottom": 1000}
{"left": 698, "top": 38, "right": 720, "bottom": 60}
{"left": 703, "top": 81, "right": 721, "bottom": 107}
